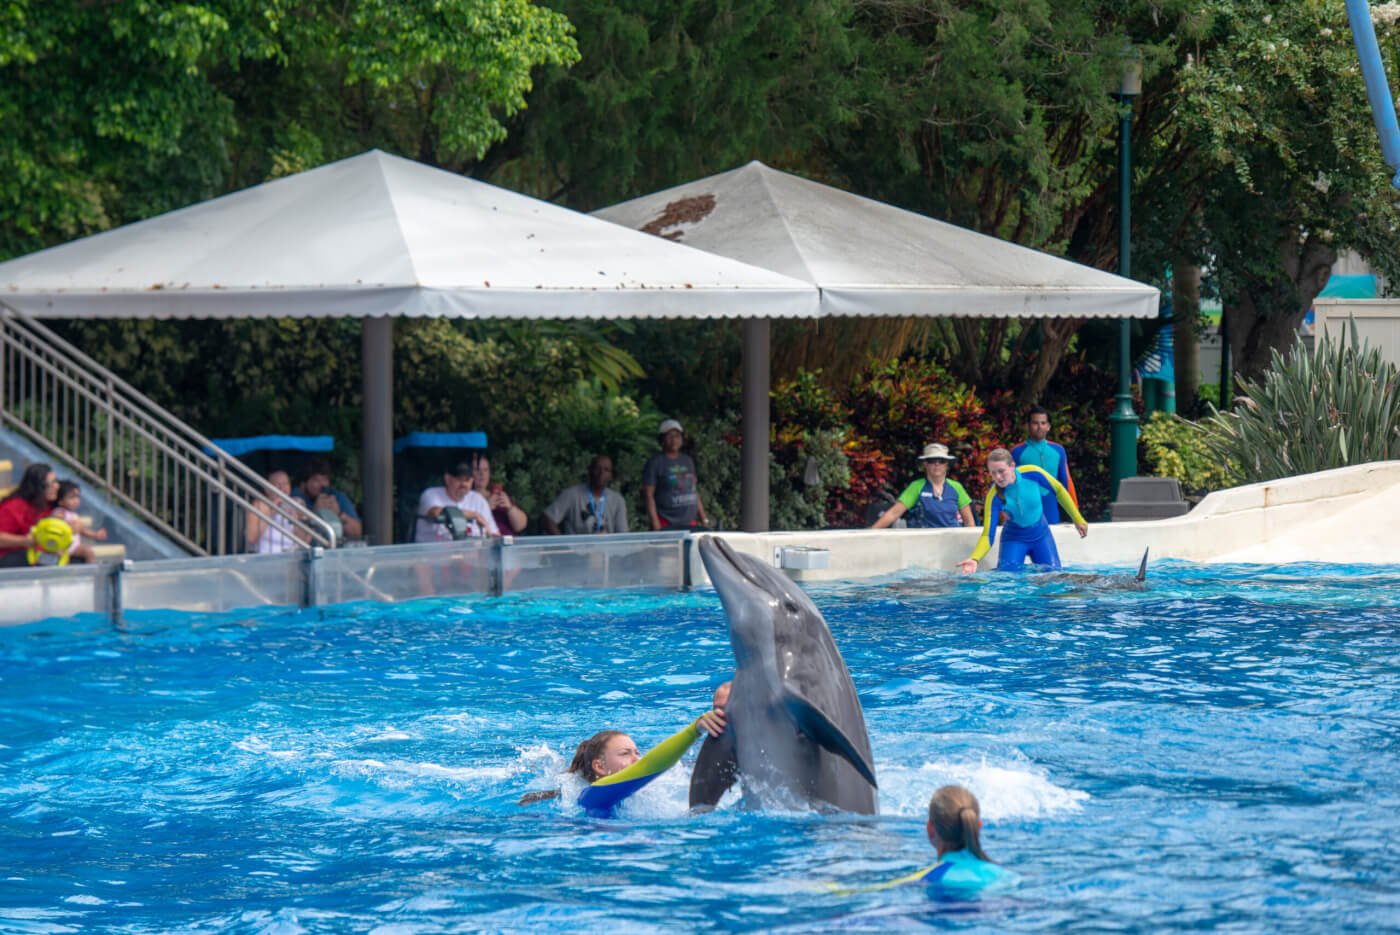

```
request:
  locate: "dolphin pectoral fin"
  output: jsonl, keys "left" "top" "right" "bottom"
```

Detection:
{"left": 783, "top": 692, "right": 878, "bottom": 788}
{"left": 688, "top": 731, "right": 739, "bottom": 809}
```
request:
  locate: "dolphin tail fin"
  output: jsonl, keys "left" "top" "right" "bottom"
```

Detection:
{"left": 1136, "top": 547, "right": 1149, "bottom": 582}
{"left": 783, "top": 692, "right": 878, "bottom": 789}
{"left": 688, "top": 731, "right": 739, "bottom": 809}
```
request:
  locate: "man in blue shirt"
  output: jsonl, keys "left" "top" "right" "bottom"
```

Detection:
{"left": 1011, "top": 406, "right": 1078, "bottom": 523}
{"left": 294, "top": 457, "right": 363, "bottom": 540}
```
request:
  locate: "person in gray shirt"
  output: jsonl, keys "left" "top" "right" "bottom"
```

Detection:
{"left": 540, "top": 454, "right": 629, "bottom": 535}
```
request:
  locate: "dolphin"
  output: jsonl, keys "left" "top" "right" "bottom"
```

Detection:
{"left": 1035, "top": 547, "right": 1150, "bottom": 593}
{"left": 689, "top": 536, "right": 878, "bottom": 814}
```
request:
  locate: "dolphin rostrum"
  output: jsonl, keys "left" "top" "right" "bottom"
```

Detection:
{"left": 689, "top": 537, "right": 878, "bottom": 814}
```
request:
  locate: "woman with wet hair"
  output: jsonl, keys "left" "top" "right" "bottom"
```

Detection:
{"left": 519, "top": 705, "right": 726, "bottom": 816}
{"left": 918, "top": 784, "right": 1019, "bottom": 897}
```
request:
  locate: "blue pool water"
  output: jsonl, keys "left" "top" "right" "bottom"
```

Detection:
{"left": 3, "top": 562, "right": 1400, "bottom": 932}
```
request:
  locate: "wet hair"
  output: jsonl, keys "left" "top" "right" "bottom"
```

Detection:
{"left": 4, "top": 462, "right": 54, "bottom": 508}
{"left": 567, "top": 729, "right": 627, "bottom": 782}
{"left": 986, "top": 447, "right": 1014, "bottom": 467}
{"left": 56, "top": 480, "right": 81, "bottom": 504}
{"left": 517, "top": 728, "right": 626, "bottom": 806}
{"left": 928, "top": 785, "right": 991, "bottom": 861}
{"left": 1026, "top": 405, "right": 1050, "bottom": 422}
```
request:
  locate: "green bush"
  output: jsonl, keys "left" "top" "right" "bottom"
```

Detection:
{"left": 1140, "top": 411, "right": 1239, "bottom": 498}
{"left": 1201, "top": 324, "right": 1400, "bottom": 483}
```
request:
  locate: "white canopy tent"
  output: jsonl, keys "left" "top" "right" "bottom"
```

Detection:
{"left": 595, "top": 161, "right": 1160, "bottom": 529}
{"left": 0, "top": 151, "right": 820, "bottom": 542}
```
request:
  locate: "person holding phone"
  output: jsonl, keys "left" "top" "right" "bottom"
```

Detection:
{"left": 473, "top": 455, "right": 527, "bottom": 535}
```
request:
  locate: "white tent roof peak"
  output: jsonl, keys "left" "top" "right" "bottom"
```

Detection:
{"left": 595, "top": 160, "right": 1160, "bottom": 320}
{"left": 0, "top": 150, "right": 819, "bottom": 320}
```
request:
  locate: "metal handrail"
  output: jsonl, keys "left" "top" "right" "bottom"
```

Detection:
{"left": 0, "top": 305, "right": 335, "bottom": 555}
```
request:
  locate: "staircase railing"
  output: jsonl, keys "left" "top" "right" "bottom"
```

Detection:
{"left": 0, "top": 306, "right": 335, "bottom": 555}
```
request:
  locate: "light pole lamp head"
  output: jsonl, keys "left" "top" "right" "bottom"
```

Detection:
{"left": 1117, "top": 43, "right": 1143, "bottom": 98}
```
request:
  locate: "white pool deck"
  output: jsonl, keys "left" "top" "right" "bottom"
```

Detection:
{"left": 699, "top": 462, "right": 1400, "bottom": 585}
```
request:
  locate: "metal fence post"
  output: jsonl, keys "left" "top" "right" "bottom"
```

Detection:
{"left": 303, "top": 546, "right": 324, "bottom": 609}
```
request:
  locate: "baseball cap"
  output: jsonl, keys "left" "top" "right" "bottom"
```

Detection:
{"left": 658, "top": 418, "right": 684, "bottom": 435}
{"left": 917, "top": 443, "right": 955, "bottom": 462}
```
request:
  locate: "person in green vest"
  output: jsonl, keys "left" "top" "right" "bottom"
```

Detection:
{"left": 871, "top": 443, "right": 974, "bottom": 529}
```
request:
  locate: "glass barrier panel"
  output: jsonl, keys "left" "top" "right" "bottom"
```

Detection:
{"left": 315, "top": 540, "right": 495, "bottom": 604}
{"left": 0, "top": 564, "right": 109, "bottom": 626}
{"left": 121, "top": 553, "right": 304, "bottom": 614}
{"left": 501, "top": 533, "right": 686, "bottom": 592}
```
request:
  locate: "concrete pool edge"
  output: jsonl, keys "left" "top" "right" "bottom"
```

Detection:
{"left": 694, "top": 461, "right": 1400, "bottom": 584}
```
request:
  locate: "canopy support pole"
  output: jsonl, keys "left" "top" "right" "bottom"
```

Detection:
{"left": 740, "top": 317, "right": 770, "bottom": 532}
{"left": 362, "top": 317, "right": 394, "bottom": 545}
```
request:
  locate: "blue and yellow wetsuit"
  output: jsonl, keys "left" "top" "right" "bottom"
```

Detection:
{"left": 826, "top": 849, "right": 1019, "bottom": 899}
{"left": 577, "top": 718, "right": 708, "bottom": 818}
{"left": 967, "top": 465, "right": 1086, "bottom": 571}
{"left": 1011, "top": 439, "right": 1078, "bottom": 523}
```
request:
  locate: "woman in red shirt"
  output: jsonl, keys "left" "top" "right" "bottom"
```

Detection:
{"left": 0, "top": 462, "right": 57, "bottom": 567}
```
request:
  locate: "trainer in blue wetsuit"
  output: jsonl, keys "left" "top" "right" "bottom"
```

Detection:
{"left": 1011, "top": 407, "right": 1078, "bottom": 523}
{"left": 871, "top": 442, "right": 975, "bottom": 529}
{"left": 572, "top": 711, "right": 722, "bottom": 818}
{"left": 825, "top": 784, "right": 1018, "bottom": 900}
{"left": 957, "top": 449, "right": 1087, "bottom": 573}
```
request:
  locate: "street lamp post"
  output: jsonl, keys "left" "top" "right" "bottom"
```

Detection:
{"left": 1108, "top": 48, "right": 1142, "bottom": 504}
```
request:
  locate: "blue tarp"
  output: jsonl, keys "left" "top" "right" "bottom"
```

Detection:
{"left": 206, "top": 435, "right": 335, "bottom": 457}
{"left": 393, "top": 432, "right": 488, "bottom": 454}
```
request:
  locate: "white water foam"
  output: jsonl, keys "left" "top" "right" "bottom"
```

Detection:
{"left": 877, "top": 756, "right": 1089, "bottom": 820}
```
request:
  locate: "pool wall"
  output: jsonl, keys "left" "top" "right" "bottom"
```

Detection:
{"left": 4, "top": 462, "right": 1397, "bottom": 625}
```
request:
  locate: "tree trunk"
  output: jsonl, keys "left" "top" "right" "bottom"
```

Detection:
{"left": 1172, "top": 259, "right": 1201, "bottom": 413}
{"left": 1017, "top": 318, "right": 1083, "bottom": 406}
{"left": 1225, "top": 233, "right": 1335, "bottom": 379}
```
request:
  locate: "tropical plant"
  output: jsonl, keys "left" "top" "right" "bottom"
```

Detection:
{"left": 1201, "top": 323, "right": 1400, "bottom": 483}
{"left": 1139, "top": 411, "right": 1239, "bottom": 499}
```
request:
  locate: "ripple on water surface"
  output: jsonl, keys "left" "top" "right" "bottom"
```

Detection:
{"left": 1, "top": 562, "right": 1399, "bottom": 932}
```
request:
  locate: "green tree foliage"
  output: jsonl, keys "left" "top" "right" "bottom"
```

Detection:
{"left": 487, "top": 0, "right": 853, "bottom": 205}
{"left": 1132, "top": 1, "right": 1400, "bottom": 379}
{"left": 0, "top": 0, "right": 579, "bottom": 260}
{"left": 1139, "top": 411, "right": 1239, "bottom": 499}
{"left": 1201, "top": 323, "right": 1400, "bottom": 483}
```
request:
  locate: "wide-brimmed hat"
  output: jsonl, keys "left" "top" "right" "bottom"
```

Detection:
{"left": 658, "top": 418, "right": 684, "bottom": 435}
{"left": 917, "top": 443, "right": 955, "bottom": 462}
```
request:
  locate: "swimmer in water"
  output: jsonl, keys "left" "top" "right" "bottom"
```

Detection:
{"left": 917, "top": 784, "right": 1020, "bottom": 897}
{"left": 519, "top": 686, "right": 729, "bottom": 816}
{"left": 825, "top": 784, "right": 1018, "bottom": 898}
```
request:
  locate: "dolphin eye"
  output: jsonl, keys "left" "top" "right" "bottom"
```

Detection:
{"left": 784, "top": 598, "right": 800, "bottom": 614}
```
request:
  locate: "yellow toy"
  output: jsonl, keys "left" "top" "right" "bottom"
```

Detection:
{"left": 27, "top": 517, "right": 73, "bottom": 566}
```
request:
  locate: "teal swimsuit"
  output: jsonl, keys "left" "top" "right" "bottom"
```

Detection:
{"left": 918, "top": 849, "right": 1020, "bottom": 899}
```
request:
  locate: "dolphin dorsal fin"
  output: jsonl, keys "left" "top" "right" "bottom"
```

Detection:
{"left": 782, "top": 691, "right": 878, "bottom": 788}
{"left": 1136, "top": 547, "right": 1150, "bottom": 582}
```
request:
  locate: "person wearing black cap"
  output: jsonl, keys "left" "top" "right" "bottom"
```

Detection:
{"left": 642, "top": 418, "right": 708, "bottom": 530}
{"left": 413, "top": 461, "right": 500, "bottom": 542}
{"left": 871, "top": 443, "right": 974, "bottom": 529}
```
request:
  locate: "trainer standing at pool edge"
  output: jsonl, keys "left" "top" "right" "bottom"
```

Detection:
{"left": 870, "top": 443, "right": 974, "bottom": 529}
{"left": 958, "top": 448, "right": 1087, "bottom": 573}
{"left": 1011, "top": 406, "right": 1077, "bottom": 523}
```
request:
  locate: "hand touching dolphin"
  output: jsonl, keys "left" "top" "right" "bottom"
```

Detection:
{"left": 690, "top": 537, "right": 878, "bottom": 814}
